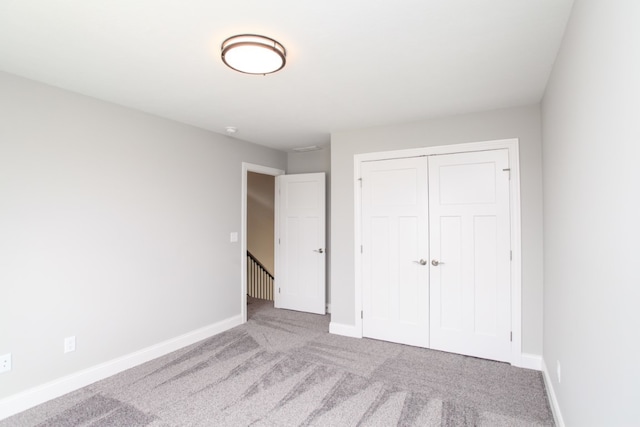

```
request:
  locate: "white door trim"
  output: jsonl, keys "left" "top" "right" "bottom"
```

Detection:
{"left": 352, "top": 138, "right": 524, "bottom": 366}
{"left": 241, "top": 163, "right": 285, "bottom": 324}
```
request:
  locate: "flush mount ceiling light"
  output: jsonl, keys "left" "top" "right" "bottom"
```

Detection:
{"left": 221, "top": 34, "right": 286, "bottom": 75}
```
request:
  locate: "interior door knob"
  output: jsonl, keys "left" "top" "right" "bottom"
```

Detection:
{"left": 431, "top": 259, "right": 444, "bottom": 266}
{"left": 414, "top": 259, "right": 427, "bottom": 265}
{"left": 314, "top": 248, "right": 324, "bottom": 254}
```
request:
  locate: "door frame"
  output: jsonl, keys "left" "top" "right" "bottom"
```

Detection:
{"left": 241, "top": 162, "right": 285, "bottom": 324}
{"left": 353, "top": 138, "right": 524, "bottom": 366}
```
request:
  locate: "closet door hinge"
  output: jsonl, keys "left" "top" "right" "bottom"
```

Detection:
{"left": 361, "top": 245, "right": 363, "bottom": 254}
{"left": 510, "top": 331, "right": 513, "bottom": 342}
{"left": 361, "top": 310, "right": 363, "bottom": 319}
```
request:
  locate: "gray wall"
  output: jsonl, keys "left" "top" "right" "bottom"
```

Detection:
{"left": 541, "top": 1, "right": 639, "bottom": 425}
{"left": 287, "top": 147, "right": 332, "bottom": 308}
{"left": 0, "top": 71, "right": 287, "bottom": 398}
{"left": 330, "top": 105, "right": 544, "bottom": 355}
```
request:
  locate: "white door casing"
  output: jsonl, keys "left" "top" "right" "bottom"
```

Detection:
{"left": 361, "top": 158, "right": 429, "bottom": 347}
{"left": 275, "top": 173, "right": 326, "bottom": 314}
{"left": 428, "top": 149, "right": 512, "bottom": 362}
{"left": 241, "top": 163, "right": 284, "bottom": 324}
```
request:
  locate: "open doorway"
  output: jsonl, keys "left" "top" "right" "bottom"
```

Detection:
{"left": 241, "top": 163, "right": 284, "bottom": 323}
{"left": 246, "top": 172, "right": 275, "bottom": 311}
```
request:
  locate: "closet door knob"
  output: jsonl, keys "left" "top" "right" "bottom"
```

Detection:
{"left": 431, "top": 259, "right": 444, "bottom": 266}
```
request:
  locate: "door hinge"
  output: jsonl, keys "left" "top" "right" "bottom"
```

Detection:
{"left": 510, "top": 250, "right": 512, "bottom": 261}
{"left": 279, "top": 288, "right": 281, "bottom": 294}
{"left": 361, "top": 310, "right": 363, "bottom": 319}
{"left": 502, "top": 168, "right": 511, "bottom": 180}
{"left": 358, "top": 177, "right": 362, "bottom": 187}
{"left": 510, "top": 331, "right": 513, "bottom": 342}
{"left": 360, "top": 245, "right": 363, "bottom": 254}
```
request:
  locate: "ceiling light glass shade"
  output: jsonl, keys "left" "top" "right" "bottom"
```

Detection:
{"left": 221, "top": 34, "right": 286, "bottom": 75}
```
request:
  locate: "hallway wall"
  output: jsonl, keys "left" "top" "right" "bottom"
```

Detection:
{"left": 247, "top": 172, "right": 275, "bottom": 274}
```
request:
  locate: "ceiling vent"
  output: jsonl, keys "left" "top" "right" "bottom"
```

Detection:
{"left": 292, "top": 145, "right": 322, "bottom": 152}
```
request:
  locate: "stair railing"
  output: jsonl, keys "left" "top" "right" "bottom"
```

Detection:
{"left": 247, "top": 251, "right": 274, "bottom": 301}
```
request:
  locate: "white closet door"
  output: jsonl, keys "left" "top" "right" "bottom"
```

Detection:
{"left": 361, "top": 158, "right": 429, "bottom": 347}
{"left": 428, "top": 149, "right": 512, "bottom": 362}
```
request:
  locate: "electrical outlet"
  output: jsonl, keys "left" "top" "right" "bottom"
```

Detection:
{"left": 0, "top": 353, "right": 11, "bottom": 373}
{"left": 64, "top": 336, "right": 76, "bottom": 353}
{"left": 556, "top": 360, "right": 561, "bottom": 384}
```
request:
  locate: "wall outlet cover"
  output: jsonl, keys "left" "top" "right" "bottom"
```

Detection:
{"left": 0, "top": 353, "right": 11, "bottom": 373}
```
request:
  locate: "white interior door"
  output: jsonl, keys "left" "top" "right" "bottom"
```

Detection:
{"left": 361, "top": 158, "right": 429, "bottom": 347}
{"left": 275, "top": 173, "right": 326, "bottom": 314}
{"left": 428, "top": 149, "right": 511, "bottom": 362}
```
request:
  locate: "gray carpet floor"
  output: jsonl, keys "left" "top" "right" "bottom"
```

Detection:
{"left": 2, "top": 298, "right": 554, "bottom": 426}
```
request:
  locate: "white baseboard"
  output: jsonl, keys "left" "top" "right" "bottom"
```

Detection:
{"left": 518, "top": 352, "right": 542, "bottom": 371}
{"left": 0, "top": 314, "right": 243, "bottom": 421}
{"left": 541, "top": 358, "right": 565, "bottom": 427}
{"left": 329, "top": 321, "right": 362, "bottom": 338}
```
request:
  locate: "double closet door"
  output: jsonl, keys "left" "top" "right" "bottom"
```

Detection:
{"left": 361, "top": 149, "right": 512, "bottom": 362}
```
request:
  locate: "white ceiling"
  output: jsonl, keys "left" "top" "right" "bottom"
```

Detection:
{"left": 0, "top": 0, "right": 574, "bottom": 151}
